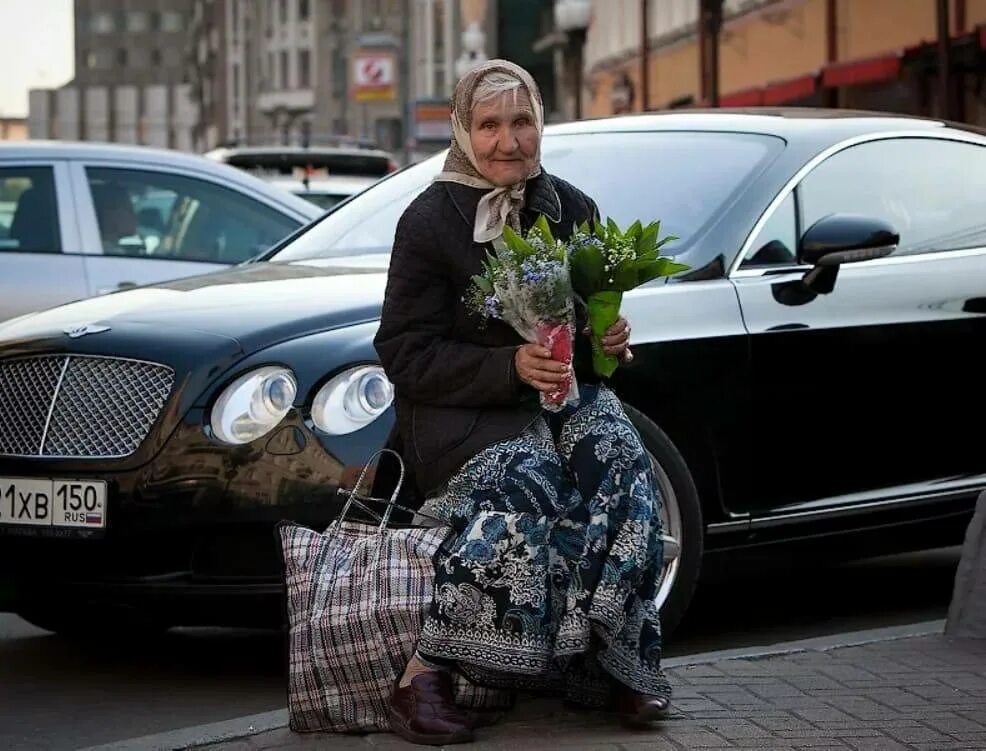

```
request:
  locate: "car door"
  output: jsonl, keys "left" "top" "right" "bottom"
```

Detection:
{"left": 730, "top": 134, "right": 986, "bottom": 514}
{"left": 68, "top": 162, "right": 306, "bottom": 296}
{"left": 0, "top": 161, "right": 88, "bottom": 322}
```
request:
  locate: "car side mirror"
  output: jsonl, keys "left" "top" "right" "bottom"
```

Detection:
{"left": 797, "top": 214, "right": 898, "bottom": 295}
{"left": 800, "top": 214, "right": 898, "bottom": 267}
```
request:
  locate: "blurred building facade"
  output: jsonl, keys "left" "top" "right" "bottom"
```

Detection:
{"left": 0, "top": 118, "right": 28, "bottom": 141}
{"left": 186, "top": 0, "right": 493, "bottom": 158}
{"left": 584, "top": 0, "right": 986, "bottom": 126}
{"left": 28, "top": 0, "right": 198, "bottom": 149}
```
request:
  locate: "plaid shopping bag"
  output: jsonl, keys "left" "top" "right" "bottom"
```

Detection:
{"left": 277, "top": 449, "right": 513, "bottom": 734}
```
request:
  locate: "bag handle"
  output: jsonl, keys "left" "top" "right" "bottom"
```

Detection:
{"left": 329, "top": 448, "right": 407, "bottom": 540}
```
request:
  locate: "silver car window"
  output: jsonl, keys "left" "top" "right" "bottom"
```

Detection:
{"left": 86, "top": 167, "right": 302, "bottom": 264}
{"left": 0, "top": 166, "right": 62, "bottom": 254}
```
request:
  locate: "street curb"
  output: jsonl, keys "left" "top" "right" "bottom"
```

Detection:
{"left": 76, "top": 709, "right": 289, "bottom": 751}
{"left": 661, "top": 618, "right": 946, "bottom": 668}
{"left": 78, "top": 619, "right": 946, "bottom": 751}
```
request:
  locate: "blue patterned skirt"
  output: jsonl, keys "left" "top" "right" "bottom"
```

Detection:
{"left": 416, "top": 384, "right": 672, "bottom": 707}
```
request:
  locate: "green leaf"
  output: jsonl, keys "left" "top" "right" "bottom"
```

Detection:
{"left": 637, "top": 222, "right": 659, "bottom": 256}
{"left": 570, "top": 241, "right": 605, "bottom": 296}
{"left": 636, "top": 257, "right": 691, "bottom": 285}
{"left": 471, "top": 274, "right": 493, "bottom": 294}
{"left": 534, "top": 213, "right": 554, "bottom": 243}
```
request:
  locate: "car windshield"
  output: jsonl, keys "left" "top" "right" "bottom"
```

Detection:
{"left": 268, "top": 130, "right": 782, "bottom": 263}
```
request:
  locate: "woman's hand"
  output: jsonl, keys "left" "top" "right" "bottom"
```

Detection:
{"left": 515, "top": 343, "right": 570, "bottom": 393}
{"left": 586, "top": 316, "right": 634, "bottom": 363}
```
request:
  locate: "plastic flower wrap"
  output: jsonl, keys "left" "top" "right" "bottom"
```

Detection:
{"left": 569, "top": 218, "right": 689, "bottom": 378}
{"left": 466, "top": 215, "right": 579, "bottom": 411}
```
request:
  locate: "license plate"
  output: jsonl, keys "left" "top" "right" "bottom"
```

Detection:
{"left": 0, "top": 477, "right": 107, "bottom": 529}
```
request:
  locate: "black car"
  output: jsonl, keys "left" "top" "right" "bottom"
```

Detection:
{"left": 2, "top": 109, "right": 985, "bottom": 639}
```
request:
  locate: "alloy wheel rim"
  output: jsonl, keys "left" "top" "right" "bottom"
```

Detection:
{"left": 648, "top": 451, "right": 683, "bottom": 614}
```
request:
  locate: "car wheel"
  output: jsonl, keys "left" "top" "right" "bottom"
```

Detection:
{"left": 623, "top": 402, "right": 704, "bottom": 639}
{"left": 16, "top": 604, "right": 170, "bottom": 641}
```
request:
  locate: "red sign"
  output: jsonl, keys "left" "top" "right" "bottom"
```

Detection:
{"left": 353, "top": 50, "right": 396, "bottom": 102}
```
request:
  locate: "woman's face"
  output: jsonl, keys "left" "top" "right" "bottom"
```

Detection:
{"left": 468, "top": 88, "right": 539, "bottom": 186}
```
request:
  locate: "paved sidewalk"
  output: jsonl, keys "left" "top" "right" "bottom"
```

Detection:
{"left": 190, "top": 631, "right": 986, "bottom": 751}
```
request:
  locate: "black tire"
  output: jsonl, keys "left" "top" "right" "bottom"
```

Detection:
{"left": 17, "top": 604, "right": 170, "bottom": 641}
{"left": 623, "top": 402, "right": 704, "bottom": 640}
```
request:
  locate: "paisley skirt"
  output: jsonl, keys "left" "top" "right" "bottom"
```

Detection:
{"left": 416, "top": 383, "right": 672, "bottom": 708}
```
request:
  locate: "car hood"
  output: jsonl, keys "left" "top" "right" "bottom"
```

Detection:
{"left": 0, "top": 257, "right": 390, "bottom": 353}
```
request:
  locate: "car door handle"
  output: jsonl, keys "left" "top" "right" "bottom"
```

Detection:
{"left": 97, "top": 281, "right": 138, "bottom": 295}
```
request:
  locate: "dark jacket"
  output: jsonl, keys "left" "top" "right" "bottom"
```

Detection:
{"left": 373, "top": 171, "right": 601, "bottom": 498}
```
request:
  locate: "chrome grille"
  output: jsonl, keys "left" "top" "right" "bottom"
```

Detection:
{"left": 0, "top": 355, "right": 174, "bottom": 458}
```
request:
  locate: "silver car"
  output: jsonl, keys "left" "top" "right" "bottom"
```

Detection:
{"left": 0, "top": 142, "right": 322, "bottom": 322}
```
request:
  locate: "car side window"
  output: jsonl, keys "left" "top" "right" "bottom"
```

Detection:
{"left": 800, "top": 138, "right": 986, "bottom": 257}
{"left": 741, "top": 192, "right": 798, "bottom": 267}
{"left": 85, "top": 167, "right": 302, "bottom": 264}
{"left": 0, "top": 167, "right": 62, "bottom": 254}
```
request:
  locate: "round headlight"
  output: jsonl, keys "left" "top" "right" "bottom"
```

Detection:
{"left": 210, "top": 366, "right": 297, "bottom": 445}
{"left": 311, "top": 365, "right": 394, "bottom": 435}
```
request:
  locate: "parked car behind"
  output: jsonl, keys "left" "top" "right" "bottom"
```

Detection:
{"left": 204, "top": 144, "right": 397, "bottom": 210}
{"left": 2, "top": 109, "right": 985, "bottom": 640}
{"left": 0, "top": 142, "right": 322, "bottom": 322}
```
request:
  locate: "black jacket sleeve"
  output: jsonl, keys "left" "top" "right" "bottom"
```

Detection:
{"left": 373, "top": 207, "right": 524, "bottom": 407}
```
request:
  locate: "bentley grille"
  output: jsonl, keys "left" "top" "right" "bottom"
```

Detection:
{"left": 0, "top": 355, "right": 175, "bottom": 459}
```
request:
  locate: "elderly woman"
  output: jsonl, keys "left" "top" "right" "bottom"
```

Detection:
{"left": 373, "top": 60, "right": 672, "bottom": 746}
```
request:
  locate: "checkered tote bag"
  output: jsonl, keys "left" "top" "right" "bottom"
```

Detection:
{"left": 277, "top": 449, "right": 512, "bottom": 733}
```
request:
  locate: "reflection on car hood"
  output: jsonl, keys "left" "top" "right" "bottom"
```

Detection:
{"left": 0, "top": 260, "right": 389, "bottom": 353}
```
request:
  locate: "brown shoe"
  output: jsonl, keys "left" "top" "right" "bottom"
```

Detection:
{"left": 388, "top": 671, "right": 475, "bottom": 745}
{"left": 612, "top": 682, "right": 671, "bottom": 726}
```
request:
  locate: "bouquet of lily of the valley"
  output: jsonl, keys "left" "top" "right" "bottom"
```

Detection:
{"left": 569, "top": 218, "right": 689, "bottom": 378}
{"left": 466, "top": 215, "right": 580, "bottom": 411}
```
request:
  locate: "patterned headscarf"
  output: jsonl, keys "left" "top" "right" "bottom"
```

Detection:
{"left": 434, "top": 59, "right": 545, "bottom": 243}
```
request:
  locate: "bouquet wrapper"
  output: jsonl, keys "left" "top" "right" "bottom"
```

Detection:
{"left": 587, "top": 290, "right": 623, "bottom": 378}
{"left": 534, "top": 320, "right": 579, "bottom": 412}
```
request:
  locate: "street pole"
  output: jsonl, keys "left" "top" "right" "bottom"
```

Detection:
{"left": 825, "top": 0, "right": 838, "bottom": 108}
{"left": 640, "top": 0, "right": 649, "bottom": 111}
{"left": 571, "top": 29, "right": 586, "bottom": 120}
{"left": 400, "top": 0, "right": 412, "bottom": 164}
{"left": 705, "top": 0, "right": 722, "bottom": 107}
{"left": 936, "top": 0, "right": 952, "bottom": 120}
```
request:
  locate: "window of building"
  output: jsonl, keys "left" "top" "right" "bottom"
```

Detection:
{"left": 162, "top": 11, "right": 183, "bottom": 32}
{"left": 130, "top": 48, "right": 150, "bottom": 68}
{"left": 90, "top": 12, "right": 115, "bottom": 33}
{"left": 164, "top": 47, "right": 183, "bottom": 67}
{"left": 117, "top": 48, "right": 128, "bottom": 66}
{"left": 298, "top": 49, "right": 311, "bottom": 88}
{"left": 280, "top": 0, "right": 288, "bottom": 24}
{"left": 151, "top": 49, "right": 163, "bottom": 66}
{"left": 87, "top": 49, "right": 113, "bottom": 69}
{"left": 149, "top": 11, "right": 161, "bottom": 31}
{"left": 127, "top": 11, "right": 149, "bottom": 32}
{"left": 281, "top": 50, "right": 289, "bottom": 89}
{"left": 299, "top": 0, "right": 310, "bottom": 21}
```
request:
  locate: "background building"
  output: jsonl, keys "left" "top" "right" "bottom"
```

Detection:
{"left": 581, "top": 0, "right": 986, "bottom": 127}
{"left": 0, "top": 118, "right": 28, "bottom": 141}
{"left": 28, "top": 0, "right": 197, "bottom": 149}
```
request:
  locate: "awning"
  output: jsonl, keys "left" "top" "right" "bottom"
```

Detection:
{"left": 822, "top": 52, "right": 901, "bottom": 88}
{"left": 719, "top": 86, "right": 764, "bottom": 107}
{"left": 761, "top": 73, "right": 818, "bottom": 105}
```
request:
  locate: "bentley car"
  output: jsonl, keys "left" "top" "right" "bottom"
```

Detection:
{"left": 2, "top": 109, "right": 985, "bottom": 639}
